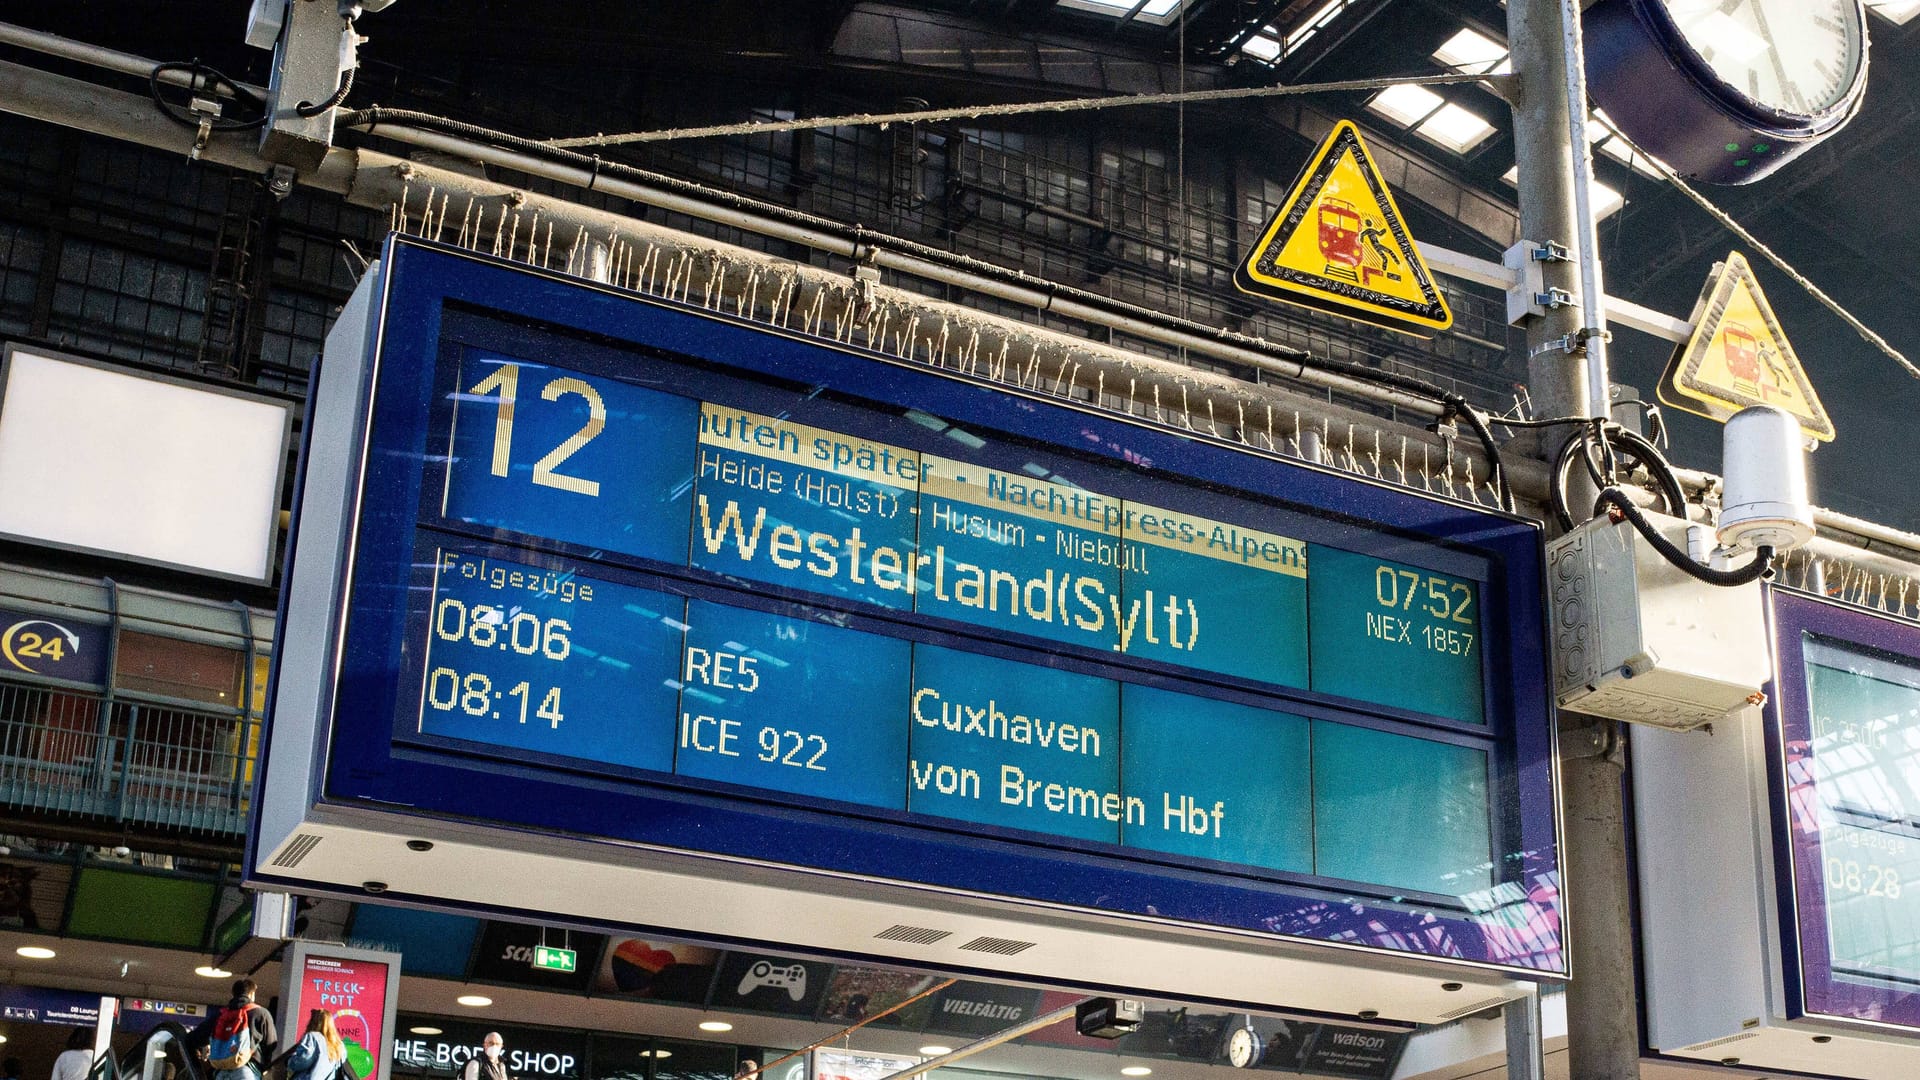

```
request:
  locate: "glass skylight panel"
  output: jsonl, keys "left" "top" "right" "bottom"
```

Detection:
{"left": 1590, "top": 180, "right": 1625, "bottom": 219}
{"left": 1369, "top": 83, "right": 1444, "bottom": 127}
{"left": 1866, "top": 0, "right": 1920, "bottom": 23}
{"left": 1059, "top": 0, "right": 1185, "bottom": 21}
{"left": 1416, "top": 102, "right": 1496, "bottom": 152}
{"left": 1500, "top": 167, "right": 1624, "bottom": 220}
{"left": 1589, "top": 110, "right": 1665, "bottom": 178}
{"left": 1596, "top": 138, "right": 1664, "bottom": 179}
{"left": 1432, "top": 27, "right": 1507, "bottom": 74}
{"left": 1285, "top": 0, "right": 1348, "bottom": 51}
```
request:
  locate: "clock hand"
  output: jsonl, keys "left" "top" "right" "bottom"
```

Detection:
{"left": 1744, "top": 0, "right": 1796, "bottom": 103}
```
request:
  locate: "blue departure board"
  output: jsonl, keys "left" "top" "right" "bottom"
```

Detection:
{"left": 400, "top": 346, "right": 1503, "bottom": 887}
{"left": 306, "top": 239, "right": 1563, "bottom": 973}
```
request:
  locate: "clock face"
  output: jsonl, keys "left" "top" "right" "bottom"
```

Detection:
{"left": 1663, "top": 0, "right": 1864, "bottom": 116}
{"left": 1228, "top": 1026, "right": 1262, "bottom": 1068}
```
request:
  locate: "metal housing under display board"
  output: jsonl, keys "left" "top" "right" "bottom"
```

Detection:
{"left": 1636, "top": 588, "right": 1920, "bottom": 1077}
{"left": 250, "top": 237, "right": 1562, "bottom": 1022}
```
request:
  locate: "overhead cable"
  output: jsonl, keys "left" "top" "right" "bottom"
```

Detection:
{"left": 539, "top": 72, "right": 1510, "bottom": 149}
{"left": 1630, "top": 137, "right": 1920, "bottom": 381}
{"left": 337, "top": 104, "right": 1514, "bottom": 510}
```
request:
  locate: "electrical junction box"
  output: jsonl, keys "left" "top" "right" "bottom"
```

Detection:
{"left": 1546, "top": 511, "right": 1768, "bottom": 730}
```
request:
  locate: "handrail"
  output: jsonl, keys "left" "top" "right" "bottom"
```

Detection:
{"left": 0, "top": 675, "right": 260, "bottom": 836}
{"left": 110, "top": 1021, "right": 206, "bottom": 1080}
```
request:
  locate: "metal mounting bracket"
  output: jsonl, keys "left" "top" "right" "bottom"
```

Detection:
{"left": 1528, "top": 325, "right": 1614, "bottom": 359}
{"left": 187, "top": 95, "right": 223, "bottom": 161}
{"left": 1531, "top": 240, "right": 1572, "bottom": 263}
{"left": 1503, "top": 239, "right": 1580, "bottom": 325}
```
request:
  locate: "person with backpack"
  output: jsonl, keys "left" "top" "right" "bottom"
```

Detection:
{"left": 189, "top": 979, "right": 278, "bottom": 1080}
{"left": 278, "top": 1010, "right": 357, "bottom": 1080}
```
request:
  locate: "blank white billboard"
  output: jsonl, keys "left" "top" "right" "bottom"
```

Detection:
{"left": 0, "top": 346, "right": 292, "bottom": 583}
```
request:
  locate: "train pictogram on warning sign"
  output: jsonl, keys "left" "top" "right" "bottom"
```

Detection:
{"left": 1658, "top": 251, "right": 1832, "bottom": 444}
{"left": 1235, "top": 120, "right": 1451, "bottom": 336}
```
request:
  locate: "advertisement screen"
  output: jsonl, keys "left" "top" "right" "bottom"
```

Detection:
{"left": 288, "top": 947, "right": 397, "bottom": 1080}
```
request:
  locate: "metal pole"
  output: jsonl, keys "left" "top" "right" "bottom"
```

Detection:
{"left": 1508, "top": 0, "right": 1596, "bottom": 422}
{"left": 1507, "top": 2, "right": 1638, "bottom": 1080}
{"left": 1559, "top": 0, "right": 1612, "bottom": 410}
{"left": 91, "top": 995, "right": 114, "bottom": 1063}
{"left": 1504, "top": 986, "right": 1546, "bottom": 1080}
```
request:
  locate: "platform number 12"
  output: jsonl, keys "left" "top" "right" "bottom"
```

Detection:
{"left": 468, "top": 363, "right": 606, "bottom": 496}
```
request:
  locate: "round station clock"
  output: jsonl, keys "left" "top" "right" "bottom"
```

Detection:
{"left": 1584, "top": 0, "right": 1870, "bottom": 184}
{"left": 1227, "top": 1025, "right": 1263, "bottom": 1069}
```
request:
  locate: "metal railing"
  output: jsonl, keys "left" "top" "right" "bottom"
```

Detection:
{"left": 91, "top": 1022, "right": 206, "bottom": 1080}
{"left": 0, "top": 676, "right": 257, "bottom": 836}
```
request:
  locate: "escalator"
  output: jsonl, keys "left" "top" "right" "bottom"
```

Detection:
{"left": 90, "top": 1022, "right": 207, "bottom": 1080}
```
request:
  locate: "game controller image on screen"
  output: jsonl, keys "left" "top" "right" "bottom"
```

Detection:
{"left": 739, "top": 960, "right": 808, "bottom": 1000}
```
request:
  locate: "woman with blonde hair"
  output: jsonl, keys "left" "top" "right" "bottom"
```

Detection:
{"left": 281, "top": 1011, "right": 355, "bottom": 1080}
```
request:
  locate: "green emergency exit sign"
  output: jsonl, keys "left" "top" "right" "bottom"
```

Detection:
{"left": 532, "top": 946, "right": 576, "bottom": 972}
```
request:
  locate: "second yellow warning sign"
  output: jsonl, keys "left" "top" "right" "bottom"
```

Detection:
{"left": 1658, "top": 251, "right": 1833, "bottom": 444}
{"left": 1234, "top": 120, "right": 1452, "bottom": 336}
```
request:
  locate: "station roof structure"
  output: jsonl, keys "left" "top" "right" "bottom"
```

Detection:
{"left": 13, "top": 0, "right": 1920, "bottom": 527}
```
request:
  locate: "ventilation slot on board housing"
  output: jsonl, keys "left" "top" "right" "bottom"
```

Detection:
{"left": 1688, "top": 1031, "right": 1760, "bottom": 1051}
{"left": 874, "top": 924, "right": 953, "bottom": 946}
{"left": 1437, "top": 996, "right": 1508, "bottom": 1022}
{"left": 958, "top": 935, "right": 1036, "bottom": 956}
{"left": 270, "top": 833, "right": 323, "bottom": 868}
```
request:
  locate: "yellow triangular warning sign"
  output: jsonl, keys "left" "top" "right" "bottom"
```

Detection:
{"left": 1234, "top": 120, "right": 1452, "bottom": 336}
{"left": 1658, "top": 251, "right": 1833, "bottom": 444}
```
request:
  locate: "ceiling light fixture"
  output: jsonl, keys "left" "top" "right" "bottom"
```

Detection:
{"left": 195, "top": 965, "right": 233, "bottom": 979}
{"left": 1121, "top": 1068, "right": 1153, "bottom": 1077}
{"left": 15, "top": 946, "right": 55, "bottom": 960}
{"left": 697, "top": 1022, "right": 733, "bottom": 1033}
{"left": 410, "top": 1027, "right": 444, "bottom": 1037}
{"left": 455, "top": 995, "right": 493, "bottom": 1008}
{"left": 918, "top": 1047, "right": 953, "bottom": 1057}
